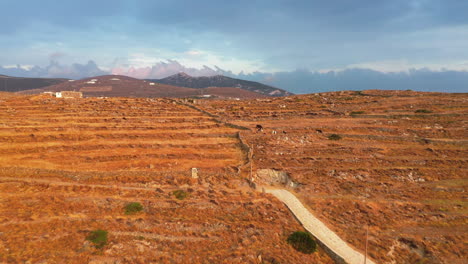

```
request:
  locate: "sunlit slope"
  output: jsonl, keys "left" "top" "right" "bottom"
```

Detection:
{"left": 0, "top": 95, "right": 244, "bottom": 174}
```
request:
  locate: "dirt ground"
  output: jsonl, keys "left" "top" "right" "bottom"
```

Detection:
{"left": 0, "top": 93, "right": 333, "bottom": 263}
{"left": 197, "top": 90, "right": 467, "bottom": 264}
{"left": 0, "top": 90, "right": 466, "bottom": 263}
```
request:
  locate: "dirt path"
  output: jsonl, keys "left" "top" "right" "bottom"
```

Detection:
{"left": 266, "top": 189, "right": 376, "bottom": 264}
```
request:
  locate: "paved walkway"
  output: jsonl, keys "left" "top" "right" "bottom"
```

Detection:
{"left": 266, "top": 189, "right": 376, "bottom": 264}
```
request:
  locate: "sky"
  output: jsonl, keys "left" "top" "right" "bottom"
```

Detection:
{"left": 1, "top": 0, "right": 468, "bottom": 93}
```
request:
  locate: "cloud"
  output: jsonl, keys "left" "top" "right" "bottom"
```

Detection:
{"left": 235, "top": 68, "right": 468, "bottom": 93}
{"left": 111, "top": 60, "right": 226, "bottom": 79}
{"left": 186, "top": 50, "right": 203, "bottom": 56}
{"left": 1, "top": 1, "right": 467, "bottom": 74}
{"left": 0, "top": 60, "right": 108, "bottom": 79}
{"left": 49, "top": 52, "right": 66, "bottom": 62}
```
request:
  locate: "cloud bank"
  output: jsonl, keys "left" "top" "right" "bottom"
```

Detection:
{"left": 1, "top": 60, "right": 467, "bottom": 93}
{"left": 0, "top": 60, "right": 107, "bottom": 79}
{"left": 1, "top": 1, "right": 467, "bottom": 75}
{"left": 111, "top": 60, "right": 227, "bottom": 79}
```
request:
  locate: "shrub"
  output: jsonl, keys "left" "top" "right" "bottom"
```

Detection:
{"left": 415, "top": 109, "right": 432, "bottom": 113}
{"left": 287, "top": 231, "right": 317, "bottom": 254}
{"left": 350, "top": 111, "right": 365, "bottom": 115}
{"left": 328, "top": 134, "right": 342, "bottom": 140}
{"left": 124, "top": 202, "right": 143, "bottom": 215}
{"left": 86, "top": 229, "right": 108, "bottom": 249}
{"left": 173, "top": 190, "right": 188, "bottom": 200}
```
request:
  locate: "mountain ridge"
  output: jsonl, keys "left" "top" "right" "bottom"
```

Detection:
{"left": 148, "top": 72, "right": 293, "bottom": 97}
{"left": 16, "top": 75, "right": 267, "bottom": 99}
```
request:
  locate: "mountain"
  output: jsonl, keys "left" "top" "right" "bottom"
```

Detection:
{"left": 18, "top": 75, "right": 267, "bottom": 99}
{"left": 148, "top": 72, "right": 293, "bottom": 97}
{"left": 0, "top": 75, "right": 68, "bottom": 92}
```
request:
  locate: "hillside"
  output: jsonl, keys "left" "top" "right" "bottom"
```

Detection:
{"left": 150, "top": 72, "right": 293, "bottom": 97}
{"left": 19, "top": 75, "right": 267, "bottom": 99}
{"left": 0, "top": 93, "right": 334, "bottom": 263}
{"left": 0, "top": 75, "right": 67, "bottom": 92}
{"left": 0, "top": 90, "right": 465, "bottom": 263}
{"left": 196, "top": 90, "right": 468, "bottom": 264}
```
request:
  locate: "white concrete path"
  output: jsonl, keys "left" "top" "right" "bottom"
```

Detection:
{"left": 266, "top": 189, "right": 376, "bottom": 264}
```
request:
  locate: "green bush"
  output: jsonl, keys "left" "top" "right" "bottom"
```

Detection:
{"left": 415, "top": 109, "right": 432, "bottom": 113}
{"left": 328, "top": 134, "right": 342, "bottom": 140}
{"left": 287, "top": 231, "right": 317, "bottom": 254}
{"left": 350, "top": 111, "right": 365, "bottom": 115}
{"left": 173, "top": 190, "right": 188, "bottom": 200}
{"left": 86, "top": 229, "right": 108, "bottom": 249}
{"left": 124, "top": 202, "right": 143, "bottom": 215}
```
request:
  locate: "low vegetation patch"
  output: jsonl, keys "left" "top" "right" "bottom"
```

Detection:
{"left": 287, "top": 231, "right": 317, "bottom": 254}
{"left": 124, "top": 202, "right": 143, "bottom": 215}
{"left": 86, "top": 229, "right": 108, "bottom": 249}
{"left": 350, "top": 111, "right": 365, "bottom": 115}
{"left": 173, "top": 190, "right": 189, "bottom": 200}
{"left": 415, "top": 109, "right": 432, "bottom": 113}
{"left": 328, "top": 134, "right": 342, "bottom": 140}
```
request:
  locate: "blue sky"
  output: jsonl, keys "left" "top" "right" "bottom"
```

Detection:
{"left": 1, "top": 0, "right": 468, "bottom": 92}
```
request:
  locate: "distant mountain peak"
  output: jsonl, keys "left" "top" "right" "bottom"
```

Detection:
{"left": 175, "top": 72, "right": 191, "bottom": 77}
{"left": 151, "top": 74, "right": 293, "bottom": 97}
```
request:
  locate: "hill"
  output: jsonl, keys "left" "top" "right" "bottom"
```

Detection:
{"left": 0, "top": 90, "right": 465, "bottom": 263}
{"left": 0, "top": 93, "right": 332, "bottom": 263}
{"left": 19, "top": 75, "right": 267, "bottom": 99}
{"left": 196, "top": 90, "right": 468, "bottom": 264}
{"left": 149, "top": 72, "right": 293, "bottom": 97}
{"left": 0, "top": 75, "right": 67, "bottom": 92}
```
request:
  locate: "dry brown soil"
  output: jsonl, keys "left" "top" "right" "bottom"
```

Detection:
{"left": 197, "top": 90, "right": 467, "bottom": 264}
{"left": 0, "top": 93, "right": 333, "bottom": 263}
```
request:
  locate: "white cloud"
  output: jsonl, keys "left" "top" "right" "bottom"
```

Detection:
{"left": 107, "top": 48, "right": 268, "bottom": 78}
{"left": 3, "top": 64, "right": 34, "bottom": 70}
{"left": 110, "top": 60, "right": 226, "bottom": 79}
{"left": 185, "top": 50, "right": 203, "bottom": 56}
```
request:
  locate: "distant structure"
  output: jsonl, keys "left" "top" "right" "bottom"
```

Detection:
{"left": 55, "top": 91, "right": 82, "bottom": 98}
{"left": 191, "top": 168, "right": 199, "bottom": 179}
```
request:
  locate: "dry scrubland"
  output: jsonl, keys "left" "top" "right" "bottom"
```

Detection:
{"left": 198, "top": 90, "right": 467, "bottom": 264}
{"left": 0, "top": 90, "right": 466, "bottom": 263}
{"left": 0, "top": 93, "right": 333, "bottom": 263}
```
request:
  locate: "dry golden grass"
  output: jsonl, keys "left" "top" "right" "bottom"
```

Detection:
{"left": 198, "top": 90, "right": 468, "bottom": 264}
{"left": 1, "top": 90, "right": 466, "bottom": 263}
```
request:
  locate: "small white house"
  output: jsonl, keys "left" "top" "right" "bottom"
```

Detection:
{"left": 149, "top": 82, "right": 156, "bottom": 86}
{"left": 55, "top": 92, "right": 62, "bottom": 98}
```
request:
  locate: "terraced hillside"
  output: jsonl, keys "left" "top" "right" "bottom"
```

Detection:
{"left": 198, "top": 90, "right": 468, "bottom": 264}
{"left": 0, "top": 95, "right": 244, "bottom": 175}
{"left": 0, "top": 93, "right": 336, "bottom": 263}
